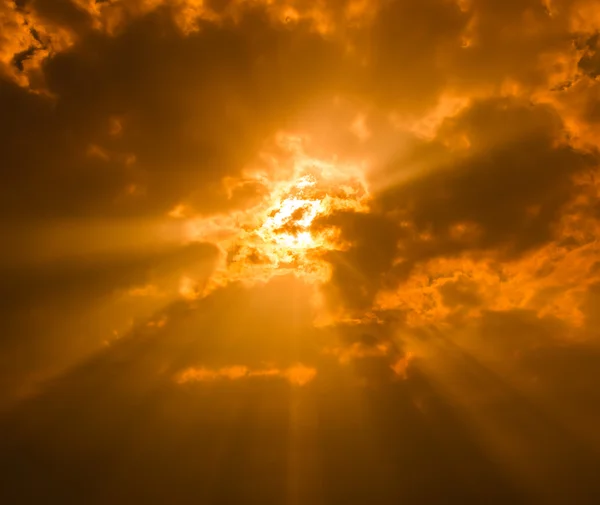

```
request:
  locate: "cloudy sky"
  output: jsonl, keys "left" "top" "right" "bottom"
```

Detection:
{"left": 2, "top": 0, "right": 600, "bottom": 503}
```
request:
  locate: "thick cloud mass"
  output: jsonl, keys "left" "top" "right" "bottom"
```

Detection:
{"left": 2, "top": 1, "right": 600, "bottom": 504}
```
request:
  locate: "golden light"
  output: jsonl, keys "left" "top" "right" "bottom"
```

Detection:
{"left": 175, "top": 363, "right": 317, "bottom": 386}
{"left": 178, "top": 133, "right": 371, "bottom": 294}
{"left": 257, "top": 175, "right": 324, "bottom": 252}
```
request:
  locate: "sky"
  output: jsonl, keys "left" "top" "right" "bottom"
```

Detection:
{"left": 2, "top": 0, "right": 600, "bottom": 503}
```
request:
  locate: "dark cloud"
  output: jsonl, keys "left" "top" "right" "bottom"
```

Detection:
{"left": 377, "top": 98, "right": 596, "bottom": 256}
{"left": 0, "top": 78, "right": 131, "bottom": 220}
{"left": 29, "top": 0, "right": 94, "bottom": 35}
{"left": 0, "top": 242, "right": 217, "bottom": 310}
{"left": 472, "top": 309, "right": 568, "bottom": 357}
{"left": 449, "top": 0, "right": 574, "bottom": 90}
{"left": 578, "top": 32, "right": 600, "bottom": 79}
{"left": 3, "top": 0, "right": 600, "bottom": 503}
{"left": 367, "top": 0, "right": 468, "bottom": 112}
{"left": 439, "top": 276, "right": 482, "bottom": 308}
{"left": 0, "top": 242, "right": 218, "bottom": 406}
{"left": 1, "top": 4, "right": 353, "bottom": 222}
{"left": 317, "top": 98, "right": 596, "bottom": 312}
{"left": 314, "top": 210, "right": 403, "bottom": 309}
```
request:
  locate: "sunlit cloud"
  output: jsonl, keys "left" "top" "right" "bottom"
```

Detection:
{"left": 4, "top": 0, "right": 600, "bottom": 502}
{"left": 178, "top": 132, "right": 371, "bottom": 293}
{"left": 127, "top": 284, "right": 163, "bottom": 298}
{"left": 323, "top": 341, "right": 391, "bottom": 364}
{"left": 175, "top": 363, "right": 317, "bottom": 386}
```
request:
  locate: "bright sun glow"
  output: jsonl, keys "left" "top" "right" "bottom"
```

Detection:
{"left": 175, "top": 133, "right": 370, "bottom": 296}
{"left": 257, "top": 175, "right": 324, "bottom": 251}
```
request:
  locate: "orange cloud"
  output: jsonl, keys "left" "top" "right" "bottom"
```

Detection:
{"left": 178, "top": 133, "right": 370, "bottom": 293}
{"left": 128, "top": 284, "right": 163, "bottom": 298}
{"left": 323, "top": 341, "right": 391, "bottom": 364}
{"left": 175, "top": 363, "right": 317, "bottom": 386}
{"left": 4, "top": 1, "right": 600, "bottom": 502}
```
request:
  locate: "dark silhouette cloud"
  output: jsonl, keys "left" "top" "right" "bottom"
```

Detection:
{"left": 2, "top": 1, "right": 600, "bottom": 503}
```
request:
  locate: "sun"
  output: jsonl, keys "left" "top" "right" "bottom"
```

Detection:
{"left": 257, "top": 175, "right": 324, "bottom": 252}
{"left": 176, "top": 133, "right": 371, "bottom": 294}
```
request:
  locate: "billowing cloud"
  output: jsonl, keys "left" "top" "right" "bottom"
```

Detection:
{"left": 3, "top": 0, "right": 600, "bottom": 503}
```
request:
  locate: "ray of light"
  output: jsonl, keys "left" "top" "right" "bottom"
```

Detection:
{"left": 405, "top": 331, "right": 599, "bottom": 504}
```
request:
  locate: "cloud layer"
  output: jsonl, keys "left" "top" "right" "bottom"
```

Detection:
{"left": 2, "top": 1, "right": 600, "bottom": 504}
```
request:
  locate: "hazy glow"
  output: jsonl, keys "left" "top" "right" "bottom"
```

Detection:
{"left": 257, "top": 176, "right": 324, "bottom": 251}
{"left": 176, "top": 363, "right": 317, "bottom": 386}
{"left": 179, "top": 133, "right": 370, "bottom": 294}
{"left": 5, "top": 2, "right": 600, "bottom": 502}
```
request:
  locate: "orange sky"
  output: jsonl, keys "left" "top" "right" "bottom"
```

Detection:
{"left": 2, "top": 1, "right": 600, "bottom": 504}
